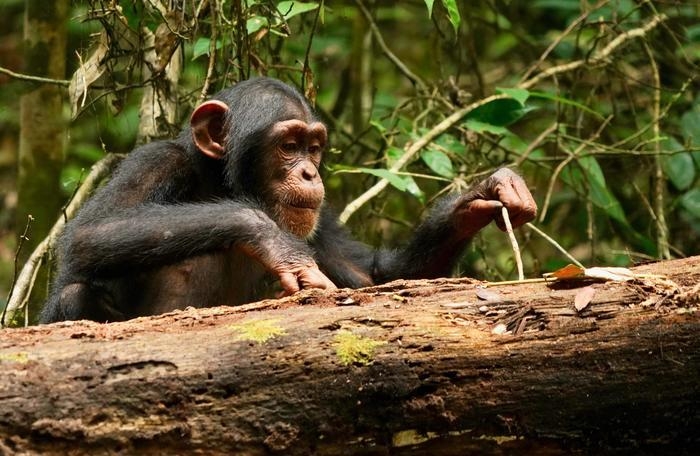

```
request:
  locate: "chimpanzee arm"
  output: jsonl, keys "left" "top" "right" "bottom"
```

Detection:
{"left": 311, "top": 197, "right": 467, "bottom": 286}
{"left": 373, "top": 168, "right": 537, "bottom": 282}
{"left": 313, "top": 168, "right": 536, "bottom": 286}
{"left": 61, "top": 144, "right": 333, "bottom": 292}
{"left": 67, "top": 201, "right": 315, "bottom": 277}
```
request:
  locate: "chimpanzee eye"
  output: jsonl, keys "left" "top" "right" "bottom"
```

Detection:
{"left": 282, "top": 142, "right": 297, "bottom": 152}
{"left": 308, "top": 144, "right": 321, "bottom": 155}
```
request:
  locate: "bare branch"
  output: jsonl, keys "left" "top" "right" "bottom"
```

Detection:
{"left": 1, "top": 154, "right": 124, "bottom": 327}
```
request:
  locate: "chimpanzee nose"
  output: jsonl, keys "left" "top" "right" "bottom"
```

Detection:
{"left": 302, "top": 164, "right": 318, "bottom": 182}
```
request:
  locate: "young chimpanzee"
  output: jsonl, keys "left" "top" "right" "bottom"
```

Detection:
{"left": 40, "top": 77, "right": 537, "bottom": 323}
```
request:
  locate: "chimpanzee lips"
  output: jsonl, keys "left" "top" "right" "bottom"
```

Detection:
{"left": 287, "top": 199, "right": 321, "bottom": 210}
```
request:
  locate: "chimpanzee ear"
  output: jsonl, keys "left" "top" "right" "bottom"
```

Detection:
{"left": 190, "top": 100, "right": 230, "bottom": 159}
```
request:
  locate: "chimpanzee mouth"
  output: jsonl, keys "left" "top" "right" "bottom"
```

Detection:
{"left": 286, "top": 200, "right": 321, "bottom": 210}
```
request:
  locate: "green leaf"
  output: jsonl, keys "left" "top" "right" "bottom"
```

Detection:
{"left": 680, "top": 188, "right": 700, "bottom": 219}
{"left": 466, "top": 98, "right": 527, "bottom": 127}
{"left": 356, "top": 168, "right": 407, "bottom": 192}
{"left": 403, "top": 175, "right": 425, "bottom": 203}
{"left": 528, "top": 91, "right": 604, "bottom": 119}
{"left": 497, "top": 87, "right": 530, "bottom": 106}
{"left": 247, "top": 16, "right": 268, "bottom": 35}
{"left": 370, "top": 120, "right": 386, "bottom": 134}
{"left": 386, "top": 147, "right": 403, "bottom": 167}
{"left": 662, "top": 152, "right": 696, "bottom": 191}
{"left": 680, "top": 109, "right": 700, "bottom": 147}
{"left": 560, "top": 156, "right": 629, "bottom": 225}
{"left": 420, "top": 149, "right": 454, "bottom": 178}
{"left": 432, "top": 133, "right": 466, "bottom": 156}
{"left": 424, "top": 0, "right": 436, "bottom": 17}
{"left": 441, "top": 0, "right": 461, "bottom": 33}
{"left": 465, "top": 119, "right": 510, "bottom": 135}
{"left": 191, "top": 37, "right": 222, "bottom": 60}
{"left": 660, "top": 137, "right": 695, "bottom": 191}
{"left": 687, "top": 24, "right": 700, "bottom": 42}
{"left": 276, "top": 1, "right": 319, "bottom": 20}
{"left": 192, "top": 38, "right": 210, "bottom": 60}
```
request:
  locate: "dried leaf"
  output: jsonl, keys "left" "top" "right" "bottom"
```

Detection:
{"left": 69, "top": 32, "right": 110, "bottom": 118}
{"left": 476, "top": 288, "right": 503, "bottom": 302}
{"left": 545, "top": 263, "right": 585, "bottom": 280}
{"left": 584, "top": 267, "right": 636, "bottom": 282}
{"left": 544, "top": 264, "right": 638, "bottom": 283}
{"left": 574, "top": 286, "right": 596, "bottom": 311}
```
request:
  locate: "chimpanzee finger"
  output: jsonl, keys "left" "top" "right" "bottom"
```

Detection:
{"left": 300, "top": 268, "right": 338, "bottom": 291}
{"left": 495, "top": 177, "right": 537, "bottom": 229}
{"left": 279, "top": 272, "right": 301, "bottom": 296}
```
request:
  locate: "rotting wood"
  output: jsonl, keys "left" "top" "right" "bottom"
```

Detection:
{"left": 0, "top": 256, "right": 698, "bottom": 455}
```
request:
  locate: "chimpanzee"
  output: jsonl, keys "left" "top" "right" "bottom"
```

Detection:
{"left": 40, "top": 77, "right": 537, "bottom": 323}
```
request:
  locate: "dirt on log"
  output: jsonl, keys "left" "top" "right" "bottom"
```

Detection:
{"left": 0, "top": 257, "right": 699, "bottom": 455}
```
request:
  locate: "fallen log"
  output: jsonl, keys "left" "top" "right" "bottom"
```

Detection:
{"left": 0, "top": 256, "right": 698, "bottom": 455}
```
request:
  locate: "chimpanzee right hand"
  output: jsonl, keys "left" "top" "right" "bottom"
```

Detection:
{"left": 278, "top": 261, "right": 337, "bottom": 296}
{"left": 453, "top": 168, "right": 537, "bottom": 238}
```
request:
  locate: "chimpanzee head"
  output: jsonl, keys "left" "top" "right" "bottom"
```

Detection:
{"left": 189, "top": 77, "right": 327, "bottom": 238}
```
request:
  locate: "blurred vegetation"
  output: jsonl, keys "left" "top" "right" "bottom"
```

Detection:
{"left": 1, "top": 0, "right": 699, "bottom": 321}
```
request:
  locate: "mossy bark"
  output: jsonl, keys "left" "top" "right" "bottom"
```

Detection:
{"left": 0, "top": 256, "right": 698, "bottom": 455}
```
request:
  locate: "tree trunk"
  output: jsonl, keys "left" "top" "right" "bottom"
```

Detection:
{"left": 17, "top": 0, "right": 68, "bottom": 314}
{"left": 0, "top": 256, "right": 698, "bottom": 455}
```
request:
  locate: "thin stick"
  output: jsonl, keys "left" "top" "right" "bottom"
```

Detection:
{"left": 1, "top": 216, "right": 34, "bottom": 326}
{"left": 0, "top": 65, "right": 70, "bottom": 86}
{"left": 501, "top": 207, "right": 524, "bottom": 281}
{"left": 525, "top": 222, "right": 584, "bottom": 268}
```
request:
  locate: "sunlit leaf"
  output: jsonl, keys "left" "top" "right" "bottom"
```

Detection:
{"left": 528, "top": 91, "right": 604, "bottom": 119}
{"left": 497, "top": 87, "right": 530, "bottom": 106}
{"left": 356, "top": 168, "right": 407, "bottom": 192}
{"left": 465, "top": 119, "right": 510, "bottom": 135}
{"left": 403, "top": 175, "right": 425, "bottom": 202}
{"left": 370, "top": 120, "right": 386, "bottom": 134}
{"left": 247, "top": 16, "right": 268, "bottom": 35}
{"left": 386, "top": 147, "right": 403, "bottom": 167}
{"left": 276, "top": 1, "right": 319, "bottom": 20}
{"left": 420, "top": 149, "right": 454, "bottom": 178}
{"left": 441, "top": 0, "right": 461, "bottom": 33}
{"left": 424, "top": 0, "right": 436, "bottom": 17}
{"left": 192, "top": 37, "right": 222, "bottom": 60}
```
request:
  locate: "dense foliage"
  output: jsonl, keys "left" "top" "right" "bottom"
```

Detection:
{"left": 1, "top": 0, "right": 699, "bottom": 316}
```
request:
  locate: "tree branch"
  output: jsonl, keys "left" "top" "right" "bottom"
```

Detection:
{"left": 1, "top": 154, "right": 124, "bottom": 327}
{"left": 0, "top": 66, "right": 70, "bottom": 86}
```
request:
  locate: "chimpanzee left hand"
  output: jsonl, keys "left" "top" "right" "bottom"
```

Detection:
{"left": 453, "top": 168, "right": 537, "bottom": 238}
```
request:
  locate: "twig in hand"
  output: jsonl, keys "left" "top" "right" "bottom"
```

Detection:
{"left": 501, "top": 207, "right": 524, "bottom": 281}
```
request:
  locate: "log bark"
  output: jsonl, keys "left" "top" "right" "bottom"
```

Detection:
{"left": 1, "top": 257, "right": 699, "bottom": 455}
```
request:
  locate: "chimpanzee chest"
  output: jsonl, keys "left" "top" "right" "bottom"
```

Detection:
{"left": 133, "top": 248, "right": 269, "bottom": 317}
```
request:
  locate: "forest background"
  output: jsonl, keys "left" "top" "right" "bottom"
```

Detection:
{"left": 0, "top": 0, "right": 698, "bottom": 324}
